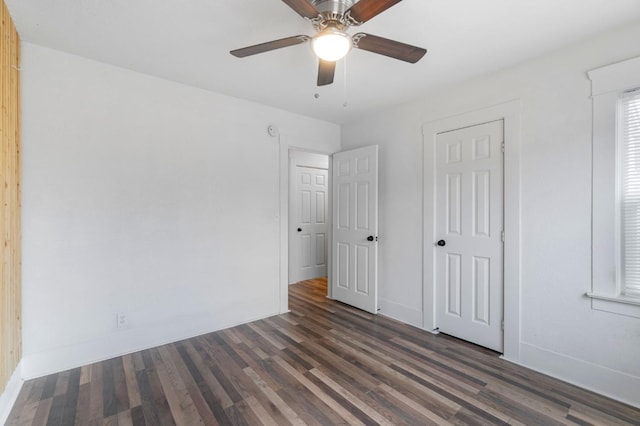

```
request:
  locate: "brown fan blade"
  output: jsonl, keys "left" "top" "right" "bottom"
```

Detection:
{"left": 281, "top": 0, "right": 319, "bottom": 19}
{"left": 230, "top": 36, "right": 310, "bottom": 58}
{"left": 317, "top": 60, "right": 336, "bottom": 86}
{"left": 353, "top": 33, "right": 426, "bottom": 63}
{"left": 346, "top": 0, "right": 402, "bottom": 24}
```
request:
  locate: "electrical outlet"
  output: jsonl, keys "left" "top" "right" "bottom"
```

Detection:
{"left": 116, "top": 313, "right": 129, "bottom": 329}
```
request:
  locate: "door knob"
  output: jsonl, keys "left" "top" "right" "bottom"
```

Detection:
{"left": 367, "top": 236, "right": 375, "bottom": 242}
{"left": 297, "top": 228, "right": 302, "bottom": 232}
{"left": 437, "top": 240, "right": 446, "bottom": 247}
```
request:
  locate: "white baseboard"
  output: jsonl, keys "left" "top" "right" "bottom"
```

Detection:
{"left": 379, "top": 298, "right": 423, "bottom": 328}
{"left": 22, "top": 307, "right": 279, "bottom": 380}
{"left": 0, "top": 361, "right": 24, "bottom": 425}
{"left": 516, "top": 341, "right": 640, "bottom": 409}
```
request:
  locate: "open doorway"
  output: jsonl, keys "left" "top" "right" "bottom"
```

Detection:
{"left": 279, "top": 145, "right": 380, "bottom": 315}
{"left": 288, "top": 150, "right": 330, "bottom": 285}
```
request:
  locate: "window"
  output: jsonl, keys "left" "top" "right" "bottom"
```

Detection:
{"left": 619, "top": 89, "right": 640, "bottom": 298}
{"left": 587, "top": 56, "right": 640, "bottom": 318}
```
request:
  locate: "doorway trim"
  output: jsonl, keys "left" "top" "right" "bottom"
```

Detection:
{"left": 279, "top": 141, "right": 334, "bottom": 314}
{"left": 422, "top": 99, "right": 522, "bottom": 362}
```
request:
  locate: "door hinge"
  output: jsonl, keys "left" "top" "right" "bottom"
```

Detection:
{"left": 501, "top": 230, "right": 505, "bottom": 242}
{"left": 501, "top": 143, "right": 505, "bottom": 153}
{"left": 501, "top": 320, "right": 504, "bottom": 331}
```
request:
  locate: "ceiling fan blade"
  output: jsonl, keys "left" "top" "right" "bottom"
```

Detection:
{"left": 281, "top": 0, "right": 320, "bottom": 19}
{"left": 317, "top": 60, "right": 336, "bottom": 86}
{"left": 230, "top": 36, "right": 310, "bottom": 58}
{"left": 346, "top": 0, "right": 402, "bottom": 24}
{"left": 353, "top": 33, "right": 426, "bottom": 63}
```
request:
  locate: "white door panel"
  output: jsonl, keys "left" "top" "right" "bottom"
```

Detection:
{"left": 292, "top": 166, "right": 328, "bottom": 282}
{"left": 332, "top": 145, "right": 378, "bottom": 314}
{"left": 435, "top": 120, "right": 504, "bottom": 352}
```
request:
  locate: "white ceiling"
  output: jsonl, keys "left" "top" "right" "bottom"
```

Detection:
{"left": 6, "top": 0, "right": 640, "bottom": 124}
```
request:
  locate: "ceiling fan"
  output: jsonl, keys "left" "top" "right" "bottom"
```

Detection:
{"left": 230, "top": 0, "right": 427, "bottom": 86}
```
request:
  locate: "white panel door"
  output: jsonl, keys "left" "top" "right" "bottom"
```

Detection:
{"left": 435, "top": 120, "right": 504, "bottom": 352}
{"left": 332, "top": 145, "right": 378, "bottom": 314}
{"left": 293, "top": 166, "right": 328, "bottom": 282}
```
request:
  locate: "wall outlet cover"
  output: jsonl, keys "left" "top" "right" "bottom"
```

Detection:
{"left": 116, "top": 313, "right": 129, "bottom": 329}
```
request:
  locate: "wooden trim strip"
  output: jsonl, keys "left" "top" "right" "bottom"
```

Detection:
{"left": 0, "top": 0, "right": 21, "bottom": 396}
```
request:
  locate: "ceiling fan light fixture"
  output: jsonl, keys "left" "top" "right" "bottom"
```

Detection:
{"left": 312, "top": 27, "right": 352, "bottom": 62}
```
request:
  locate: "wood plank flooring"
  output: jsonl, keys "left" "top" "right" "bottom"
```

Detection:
{"left": 7, "top": 278, "right": 640, "bottom": 425}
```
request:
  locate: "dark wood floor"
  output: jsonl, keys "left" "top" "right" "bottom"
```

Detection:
{"left": 7, "top": 278, "right": 640, "bottom": 425}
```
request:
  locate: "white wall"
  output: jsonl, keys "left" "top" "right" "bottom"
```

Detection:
{"left": 20, "top": 43, "right": 340, "bottom": 378}
{"left": 341, "top": 22, "right": 640, "bottom": 407}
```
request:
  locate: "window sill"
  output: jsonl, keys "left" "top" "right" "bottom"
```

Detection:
{"left": 585, "top": 292, "right": 640, "bottom": 319}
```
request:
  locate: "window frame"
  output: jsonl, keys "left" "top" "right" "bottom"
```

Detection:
{"left": 617, "top": 89, "right": 640, "bottom": 298}
{"left": 587, "top": 56, "right": 640, "bottom": 318}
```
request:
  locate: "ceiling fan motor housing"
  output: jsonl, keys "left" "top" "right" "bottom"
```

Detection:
{"left": 312, "top": 0, "right": 357, "bottom": 14}
{"left": 310, "top": 0, "right": 360, "bottom": 31}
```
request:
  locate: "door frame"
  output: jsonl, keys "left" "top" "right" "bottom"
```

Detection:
{"left": 423, "top": 100, "right": 522, "bottom": 362}
{"left": 279, "top": 143, "right": 334, "bottom": 314}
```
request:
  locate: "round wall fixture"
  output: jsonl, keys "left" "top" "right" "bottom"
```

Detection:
{"left": 267, "top": 124, "right": 279, "bottom": 137}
